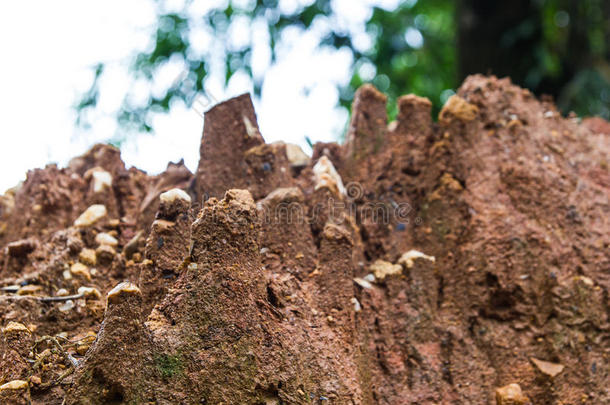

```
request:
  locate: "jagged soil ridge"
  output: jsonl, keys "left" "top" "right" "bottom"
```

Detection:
{"left": 0, "top": 75, "right": 607, "bottom": 404}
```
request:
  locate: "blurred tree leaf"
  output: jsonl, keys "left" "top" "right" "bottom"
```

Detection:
{"left": 75, "top": 0, "right": 609, "bottom": 142}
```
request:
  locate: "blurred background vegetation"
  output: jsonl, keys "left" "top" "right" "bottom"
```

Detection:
{"left": 76, "top": 0, "right": 610, "bottom": 140}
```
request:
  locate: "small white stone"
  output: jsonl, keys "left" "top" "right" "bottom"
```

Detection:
{"left": 353, "top": 277, "right": 373, "bottom": 289}
{"left": 398, "top": 249, "right": 436, "bottom": 268}
{"left": 62, "top": 270, "right": 72, "bottom": 280}
{"left": 363, "top": 273, "right": 376, "bottom": 282}
{"left": 107, "top": 281, "right": 141, "bottom": 304}
{"left": 58, "top": 300, "right": 75, "bottom": 312}
{"left": 95, "top": 232, "right": 118, "bottom": 247}
{"left": 70, "top": 262, "right": 91, "bottom": 280}
{"left": 313, "top": 156, "right": 346, "bottom": 195}
{"left": 242, "top": 115, "right": 259, "bottom": 138}
{"left": 91, "top": 170, "right": 112, "bottom": 193}
{"left": 56, "top": 288, "right": 69, "bottom": 297}
{"left": 160, "top": 188, "right": 191, "bottom": 204}
{"left": 74, "top": 205, "right": 107, "bottom": 227}
{"left": 78, "top": 286, "right": 102, "bottom": 299}
{"left": 351, "top": 297, "right": 362, "bottom": 312}
{"left": 285, "top": 143, "right": 310, "bottom": 167}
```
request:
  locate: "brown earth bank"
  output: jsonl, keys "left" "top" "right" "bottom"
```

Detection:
{"left": 0, "top": 75, "right": 608, "bottom": 404}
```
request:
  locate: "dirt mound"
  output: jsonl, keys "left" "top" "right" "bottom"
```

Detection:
{"left": 0, "top": 75, "right": 608, "bottom": 404}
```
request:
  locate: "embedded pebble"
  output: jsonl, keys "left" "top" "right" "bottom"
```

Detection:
{"left": 74, "top": 204, "right": 107, "bottom": 227}
{"left": 439, "top": 95, "right": 478, "bottom": 123}
{"left": 58, "top": 300, "right": 75, "bottom": 312}
{"left": 56, "top": 288, "right": 70, "bottom": 297}
{"left": 78, "top": 286, "right": 102, "bottom": 300}
{"left": 313, "top": 156, "right": 346, "bottom": 195}
{"left": 353, "top": 277, "right": 373, "bottom": 289}
{"left": 363, "top": 273, "right": 375, "bottom": 282}
{"left": 79, "top": 248, "right": 97, "bottom": 266}
{"left": 351, "top": 297, "right": 362, "bottom": 312}
{"left": 95, "top": 232, "right": 118, "bottom": 247}
{"left": 91, "top": 169, "right": 112, "bottom": 193}
{"left": 6, "top": 239, "right": 37, "bottom": 258}
{"left": 495, "top": 383, "right": 528, "bottom": 405}
{"left": 96, "top": 244, "right": 116, "bottom": 263}
{"left": 370, "top": 259, "right": 402, "bottom": 280}
{"left": 70, "top": 263, "right": 91, "bottom": 280}
{"left": 16, "top": 285, "right": 42, "bottom": 296}
{"left": 285, "top": 143, "right": 310, "bottom": 167}
{"left": 0, "top": 380, "right": 28, "bottom": 391}
{"left": 3, "top": 322, "right": 30, "bottom": 334}
{"left": 107, "top": 281, "right": 141, "bottom": 304}
{"left": 530, "top": 357, "right": 564, "bottom": 377}
{"left": 160, "top": 188, "right": 191, "bottom": 204}
{"left": 76, "top": 331, "right": 97, "bottom": 355}
{"left": 398, "top": 249, "right": 436, "bottom": 268}
{"left": 63, "top": 270, "right": 72, "bottom": 280}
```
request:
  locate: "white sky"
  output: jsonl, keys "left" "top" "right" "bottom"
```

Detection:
{"left": 0, "top": 0, "right": 399, "bottom": 192}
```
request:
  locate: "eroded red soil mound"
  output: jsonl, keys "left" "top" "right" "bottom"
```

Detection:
{"left": 0, "top": 75, "right": 608, "bottom": 404}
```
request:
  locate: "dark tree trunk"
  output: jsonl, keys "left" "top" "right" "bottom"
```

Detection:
{"left": 457, "top": 0, "right": 543, "bottom": 88}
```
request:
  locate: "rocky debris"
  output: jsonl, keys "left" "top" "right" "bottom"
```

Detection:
{"left": 17, "top": 285, "right": 43, "bottom": 295}
{"left": 158, "top": 188, "right": 190, "bottom": 205}
{"left": 95, "top": 244, "right": 116, "bottom": 264}
{"left": 77, "top": 286, "right": 102, "bottom": 300}
{"left": 78, "top": 248, "right": 96, "bottom": 266}
{"left": 70, "top": 262, "right": 91, "bottom": 281}
{"left": 94, "top": 232, "right": 118, "bottom": 247}
{"left": 6, "top": 238, "right": 38, "bottom": 258}
{"left": 0, "top": 75, "right": 609, "bottom": 404}
{"left": 85, "top": 167, "right": 113, "bottom": 194}
{"left": 397, "top": 249, "right": 436, "bottom": 268}
{"left": 438, "top": 94, "right": 479, "bottom": 123}
{"left": 282, "top": 142, "right": 310, "bottom": 168}
{"left": 369, "top": 259, "right": 402, "bottom": 280}
{"left": 313, "top": 155, "right": 346, "bottom": 196}
{"left": 495, "top": 383, "right": 529, "bottom": 405}
{"left": 530, "top": 357, "right": 564, "bottom": 378}
{"left": 73, "top": 204, "right": 107, "bottom": 228}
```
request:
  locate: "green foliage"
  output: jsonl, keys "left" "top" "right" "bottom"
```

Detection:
{"left": 347, "top": 0, "right": 456, "bottom": 118}
{"left": 75, "top": 0, "right": 609, "bottom": 141}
